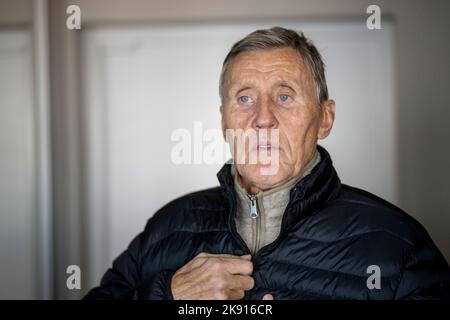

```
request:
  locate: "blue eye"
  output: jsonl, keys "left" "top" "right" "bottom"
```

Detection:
{"left": 239, "top": 96, "right": 250, "bottom": 103}
{"left": 279, "top": 94, "right": 290, "bottom": 102}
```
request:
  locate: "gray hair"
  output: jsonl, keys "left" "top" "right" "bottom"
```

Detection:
{"left": 219, "top": 26, "right": 329, "bottom": 105}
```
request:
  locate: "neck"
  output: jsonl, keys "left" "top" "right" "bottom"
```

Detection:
{"left": 238, "top": 176, "right": 263, "bottom": 195}
{"left": 236, "top": 150, "right": 320, "bottom": 195}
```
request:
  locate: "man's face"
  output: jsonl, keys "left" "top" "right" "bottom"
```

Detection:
{"left": 221, "top": 47, "right": 335, "bottom": 193}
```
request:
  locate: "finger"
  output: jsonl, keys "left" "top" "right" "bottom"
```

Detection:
{"left": 220, "top": 258, "right": 253, "bottom": 275}
{"left": 262, "top": 293, "right": 274, "bottom": 300}
{"left": 226, "top": 289, "right": 246, "bottom": 300}
{"left": 199, "top": 255, "right": 253, "bottom": 275}
{"left": 192, "top": 253, "right": 251, "bottom": 267}
{"left": 228, "top": 274, "right": 254, "bottom": 291}
{"left": 187, "top": 252, "right": 234, "bottom": 270}
{"left": 201, "top": 253, "right": 252, "bottom": 260}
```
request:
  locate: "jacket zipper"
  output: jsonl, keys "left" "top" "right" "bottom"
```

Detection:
{"left": 252, "top": 196, "right": 305, "bottom": 261}
{"left": 250, "top": 196, "right": 258, "bottom": 218}
{"left": 249, "top": 195, "right": 261, "bottom": 254}
{"left": 226, "top": 190, "right": 252, "bottom": 255}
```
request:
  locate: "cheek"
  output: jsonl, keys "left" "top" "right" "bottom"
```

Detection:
{"left": 278, "top": 109, "right": 319, "bottom": 151}
{"left": 223, "top": 111, "right": 237, "bottom": 130}
{"left": 224, "top": 107, "right": 253, "bottom": 128}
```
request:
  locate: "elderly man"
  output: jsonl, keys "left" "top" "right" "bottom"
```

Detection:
{"left": 85, "top": 27, "right": 450, "bottom": 300}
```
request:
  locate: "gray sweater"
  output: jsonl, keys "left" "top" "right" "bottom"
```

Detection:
{"left": 231, "top": 150, "right": 321, "bottom": 254}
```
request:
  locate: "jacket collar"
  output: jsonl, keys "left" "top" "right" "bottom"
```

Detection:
{"left": 217, "top": 145, "right": 341, "bottom": 229}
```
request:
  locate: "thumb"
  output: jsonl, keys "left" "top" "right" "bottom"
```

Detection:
{"left": 262, "top": 293, "right": 274, "bottom": 300}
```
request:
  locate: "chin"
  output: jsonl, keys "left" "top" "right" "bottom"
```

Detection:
{"left": 238, "top": 163, "right": 291, "bottom": 191}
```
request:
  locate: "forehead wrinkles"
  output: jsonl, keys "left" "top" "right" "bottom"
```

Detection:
{"left": 232, "top": 55, "right": 300, "bottom": 80}
{"left": 226, "top": 49, "right": 315, "bottom": 95}
{"left": 234, "top": 67, "right": 298, "bottom": 85}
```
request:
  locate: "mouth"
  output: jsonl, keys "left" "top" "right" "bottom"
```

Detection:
{"left": 254, "top": 141, "right": 280, "bottom": 151}
{"left": 257, "top": 144, "right": 272, "bottom": 151}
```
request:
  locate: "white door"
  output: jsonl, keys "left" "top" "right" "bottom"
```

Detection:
{"left": 82, "top": 21, "right": 396, "bottom": 288}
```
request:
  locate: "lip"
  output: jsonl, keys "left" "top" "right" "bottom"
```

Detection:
{"left": 254, "top": 142, "right": 280, "bottom": 151}
{"left": 257, "top": 145, "right": 273, "bottom": 150}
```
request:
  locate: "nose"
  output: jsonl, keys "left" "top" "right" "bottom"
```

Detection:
{"left": 254, "top": 95, "right": 277, "bottom": 129}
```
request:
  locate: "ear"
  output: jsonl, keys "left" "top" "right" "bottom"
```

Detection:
{"left": 317, "top": 99, "right": 335, "bottom": 140}
{"left": 220, "top": 105, "right": 226, "bottom": 141}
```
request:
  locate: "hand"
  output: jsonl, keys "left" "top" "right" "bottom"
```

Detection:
{"left": 262, "top": 294, "right": 274, "bottom": 300}
{"left": 171, "top": 252, "right": 254, "bottom": 300}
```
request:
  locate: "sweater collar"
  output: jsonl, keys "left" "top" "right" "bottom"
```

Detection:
{"left": 231, "top": 149, "right": 321, "bottom": 210}
{"left": 217, "top": 145, "right": 341, "bottom": 227}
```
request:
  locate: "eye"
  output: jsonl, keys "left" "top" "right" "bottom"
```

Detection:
{"left": 279, "top": 94, "right": 290, "bottom": 102}
{"left": 239, "top": 95, "right": 250, "bottom": 103}
{"left": 238, "top": 95, "right": 254, "bottom": 106}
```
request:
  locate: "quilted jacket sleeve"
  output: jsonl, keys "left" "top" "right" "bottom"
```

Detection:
{"left": 394, "top": 234, "right": 450, "bottom": 300}
{"left": 83, "top": 229, "right": 175, "bottom": 300}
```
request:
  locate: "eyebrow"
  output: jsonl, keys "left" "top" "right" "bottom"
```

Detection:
{"left": 232, "top": 80, "right": 298, "bottom": 96}
{"left": 234, "top": 86, "right": 253, "bottom": 96}
{"left": 274, "top": 81, "right": 297, "bottom": 94}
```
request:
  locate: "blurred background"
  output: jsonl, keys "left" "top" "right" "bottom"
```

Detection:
{"left": 0, "top": 0, "right": 449, "bottom": 299}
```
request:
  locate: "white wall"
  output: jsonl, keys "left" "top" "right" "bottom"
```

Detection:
{"left": 82, "top": 21, "right": 396, "bottom": 289}
{"left": 0, "top": 29, "right": 38, "bottom": 299}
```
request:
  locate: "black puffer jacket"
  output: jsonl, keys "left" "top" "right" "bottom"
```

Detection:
{"left": 84, "top": 146, "right": 450, "bottom": 300}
